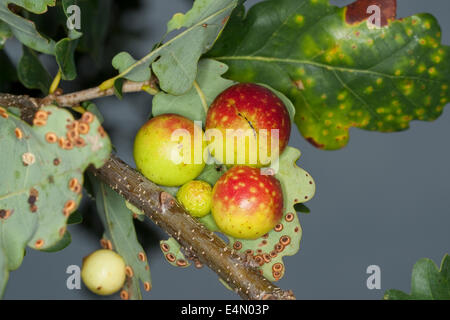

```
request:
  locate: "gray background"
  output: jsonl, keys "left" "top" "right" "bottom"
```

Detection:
{"left": 3, "top": 0, "right": 450, "bottom": 299}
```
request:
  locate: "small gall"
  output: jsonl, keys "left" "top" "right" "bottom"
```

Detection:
{"left": 45, "top": 132, "right": 58, "bottom": 144}
{"left": 22, "top": 152, "right": 36, "bottom": 166}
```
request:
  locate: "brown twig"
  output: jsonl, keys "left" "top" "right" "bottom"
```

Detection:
{"left": 90, "top": 156, "right": 295, "bottom": 300}
{"left": 0, "top": 92, "right": 296, "bottom": 300}
{"left": 38, "top": 77, "right": 159, "bottom": 107}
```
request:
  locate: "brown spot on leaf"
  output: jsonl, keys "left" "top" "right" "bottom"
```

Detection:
{"left": 81, "top": 112, "right": 94, "bottom": 124}
{"left": 120, "top": 290, "right": 129, "bottom": 300}
{"left": 144, "top": 282, "right": 152, "bottom": 292}
{"left": 306, "top": 137, "right": 325, "bottom": 149}
{"left": 345, "top": 0, "right": 396, "bottom": 27}
{"left": 15, "top": 128, "right": 23, "bottom": 140}
{"left": 125, "top": 266, "right": 134, "bottom": 277}
{"left": 161, "top": 243, "right": 170, "bottom": 252}
{"left": 176, "top": 259, "right": 188, "bottom": 267}
{"left": 35, "top": 239, "right": 44, "bottom": 249}
{"left": 233, "top": 241, "right": 242, "bottom": 250}
{"left": 166, "top": 253, "right": 176, "bottom": 263}
{"left": 78, "top": 122, "right": 90, "bottom": 135}
{"left": 138, "top": 252, "right": 147, "bottom": 262}
{"left": 0, "top": 209, "right": 11, "bottom": 220}
{"left": 45, "top": 132, "right": 57, "bottom": 144}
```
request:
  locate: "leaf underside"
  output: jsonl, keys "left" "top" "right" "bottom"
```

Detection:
{"left": 208, "top": 0, "right": 450, "bottom": 150}
{"left": 0, "top": 106, "right": 111, "bottom": 298}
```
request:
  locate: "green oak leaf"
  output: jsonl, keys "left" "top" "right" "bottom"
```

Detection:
{"left": 18, "top": 46, "right": 52, "bottom": 93}
{"left": 0, "top": 0, "right": 56, "bottom": 54}
{"left": 160, "top": 237, "right": 191, "bottom": 269}
{"left": 55, "top": 37, "right": 79, "bottom": 80}
{"left": 0, "top": 105, "right": 111, "bottom": 298}
{"left": 199, "top": 146, "right": 315, "bottom": 281}
{"left": 384, "top": 254, "right": 450, "bottom": 300}
{"left": 108, "top": 0, "right": 238, "bottom": 95}
{"left": 208, "top": 0, "right": 450, "bottom": 150}
{"left": 89, "top": 177, "right": 152, "bottom": 300}
{"left": 152, "top": 59, "right": 235, "bottom": 124}
{"left": 112, "top": 52, "right": 150, "bottom": 83}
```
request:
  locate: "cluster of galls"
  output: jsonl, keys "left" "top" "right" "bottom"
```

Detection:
{"left": 134, "top": 83, "right": 291, "bottom": 240}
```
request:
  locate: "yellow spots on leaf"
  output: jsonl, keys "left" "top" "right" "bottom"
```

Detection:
{"left": 367, "top": 39, "right": 374, "bottom": 46}
{"left": 442, "top": 84, "right": 448, "bottom": 91}
{"left": 433, "top": 55, "right": 442, "bottom": 63}
{"left": 322, "top": 129, "right": 329, "bottom": 136}
{"left": 392, "top": 100, "right": 400, "bottom": 107}
{"left": 339, "top": 104, "right": 347, "bottom": 110}
{"left": 406, "top": 29, "right": 413, "bottom": 37}
{"left": 396, "top": 108, "right": 403, "bottom": 115}
{"left": 419, "top": 38, "right": 426, "bottom": 46}
{"left": 324, "top": 120, "right": 331, "bottom": 126}
{"left": 222, "top": 116, "right": 229, "bottom": 122}
{"left": 376, "top": 107, "right": 385, "bottom": 114}
{"left": 377, "top": 121, "right": 383, "bottom": 128}
{"left": 441, "top": 97, "right": 448, "bottom": 104}
{"left": 297, "top": 67, "right": 305, "bottom": 76}
{"left": 409, "top": 59, "right": 416, "bottom": 66}
{"left": 295, "top": 14, "right": 304, "bottom": 24}
{"left": 400, "top": 123, "right": 408, "bottom": 129}
{"left": 364, "top": 86, "right": 374, "bottom": 94}
{"left": 418, "top": 64, "right": 426, "bottom": 73}
{"left": 428, "top": 67, "right": 437, "bottom": 75}
{"left": 361, "top": 118, "right": 370, "bottom": 126}
{"left": 321, "top": 94, "right": 327, "bottom": 100}
{"left": 436, "top": 106, "right": 443, "bottom": 112}
{"left": 402, "top": 83, "right": 413, "bottom": 96}
{"left": 394, "top": 70, "right": 402, "bottom": 76}
{"left": 306, "top": 78, "right": 314, "bottom": 86}
{"left": 416, "top": 109, "right": 425, "bottom": 116}
{"left": 425, "top": 96, "right": 432, "bottom": 106}
{"left": 436, "top": 32, "right": 441, "bottom": 38}
{"left": 386, "top": 114, "right": 394, "bottom": 121}
{"left": 424, "top": 21, "right": 431, "bottom": 29}
{"left": 403, "top": 115, "right": 413, "bottom": 121}
{"left": 376, "top": 78, "right": 383, "bottom": 86}
{"left": 327, "top": 112, "right": 334, "bottom": 118}
{"left": 337, "top": 92, "right": 347, "bottom": 101}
